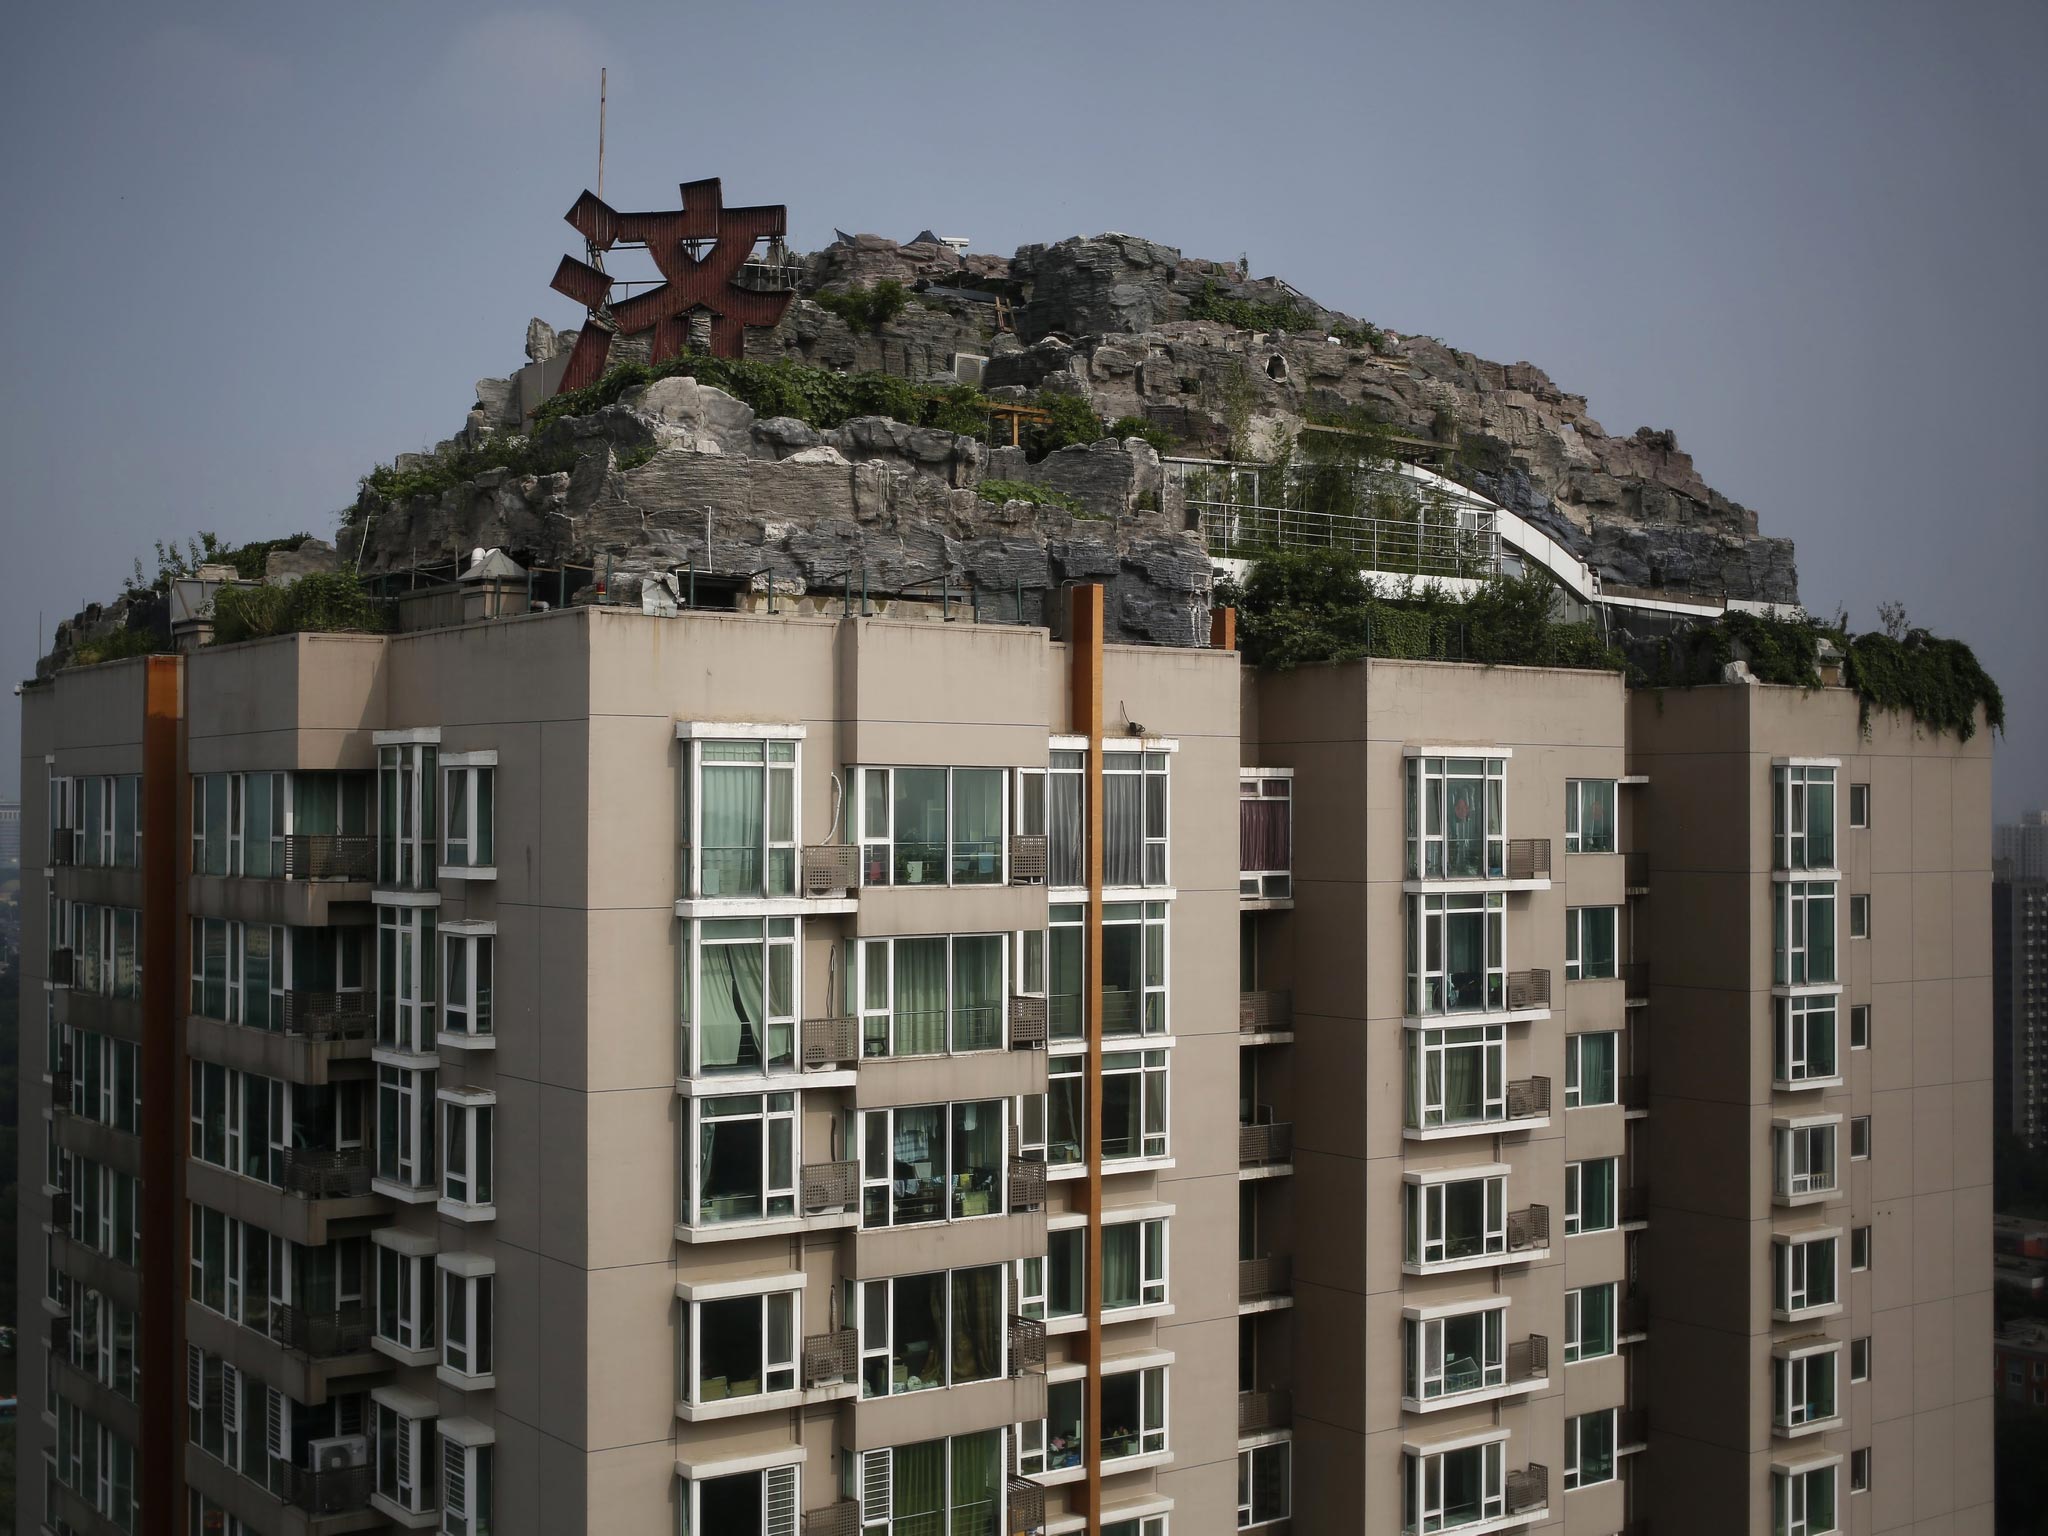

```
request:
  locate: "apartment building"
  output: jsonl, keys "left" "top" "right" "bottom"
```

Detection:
{"left": 18, "top": 579, "right": 1993, "bottom": 1536}
{"left": 2, "top": 794, "right": 23, "bottom": 869}
{"left": 1993, "top": 866, "right": 2047, "bottom": 1149}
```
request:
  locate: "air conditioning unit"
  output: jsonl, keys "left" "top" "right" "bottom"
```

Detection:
{"left": 310, "top": 1433, "right": 368, "bottom": 1470}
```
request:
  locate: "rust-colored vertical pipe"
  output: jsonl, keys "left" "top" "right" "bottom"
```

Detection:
{"left": 140, "top": 654, "right": 186, "bottom": 1535}
{"left": 1068, "top": 585, "right": 1106, "bottom": 1534}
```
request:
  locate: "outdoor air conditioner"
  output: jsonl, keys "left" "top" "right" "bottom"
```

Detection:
{"left": 310, "top": 1433, "right": 369, "bottom": 1470}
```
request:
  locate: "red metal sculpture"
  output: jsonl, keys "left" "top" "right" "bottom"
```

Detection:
{"left": 549, "top": 177, "right": 794, "bottom": 393}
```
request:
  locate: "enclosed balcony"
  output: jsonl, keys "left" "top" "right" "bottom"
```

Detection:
{"left": 275, "top": 1457, "right": 372, "bottom": 1518}
{"left": 1240, "top": 1117, "right": 1294, "bottom": 1174}
{"left": 1240, "top": 989, "right": 1294, "bottom": 1038}
{"left": 1240, "top": 1256, "right": 1292, "bottom": 1311}
{"left": 1241, "top": 771, "right": 1294, "bottom": 906}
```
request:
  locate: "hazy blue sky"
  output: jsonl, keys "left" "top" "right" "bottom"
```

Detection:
{"left": 2, "top": 1, "right": 2042, "bottom": 812}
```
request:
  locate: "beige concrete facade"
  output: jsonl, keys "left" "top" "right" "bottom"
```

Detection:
{"left": 17, "top": 603, "right": 1994, "bottom": 1536}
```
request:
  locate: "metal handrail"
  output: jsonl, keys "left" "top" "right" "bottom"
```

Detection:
{"left": 1008, "top": 1157, "right": 1047, "bottom": 1213}
{"left": 1505, "top": 1465, "right": 1549, "bottom": 1515}
{"left": 1237, "top": 1388, "right": 1292, "bottom": 1434}
{"left": 802, "top": 843, "right": 860, "bottom": 897}
{"left": 1505, "top": 970, "right": 1550, "bottom": 1010}
{"left": 801, "top": 1015, "right": 859, "bottom": 1069}
{"left": 802, "top": 1327, "right": 856, "bottom": 1388}
{"left": 1008, "top": 834, "right": 1048, "bottom": 885}
{"left": 1506, "top": 1076, "right": 1551, "bottom": 1120}
{"left": 280, "top": 990, "right": 372, "bottom": 1040}
{"left": 1507, "top": 1205, "right": 1550, "bottom": 1252}
{"left": 1239, "top": 1120, "right": 1293, "bottom": 1166}
{"left": 281, "top": 833, "right": 375, "bottom": 882}
{"left": 1008, "top": 993, "right": 1047, "bottom": 1049}
{"left": 275, "top": 1460, "right": 372, "bottom": 1516}
{"left": 1009, "top": 1314, "right": 1047, "bottom": 1375}
{"left": 1239, "top": 990, "right": 1294, "bottom": 1032}
{"left": 282, "top": 1147, "right": 371, "bottom": 1199}
{"left": 1239, "top": 1255, "right": 1291, "bottom": 1301}
{"left": 801, "top": 1159, "right": 858, "bottom": 1215}
{"left": 1507, "top": 838, "right": 1551, "bottom": 881}
{"left": 270, "top": 1304, "right": 371, "bottom": 1358}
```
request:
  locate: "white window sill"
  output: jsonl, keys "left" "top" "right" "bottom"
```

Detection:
{"left": 675, "top": 1067, "right": 855, "bottom": 1096}
{"left": 1403, "top": 1007, "right": 1552, "bottom": 1030}
{"left": 370, "top": 889, "right": 442, "bottom": 909}
{"left": 1565, "top": 1224, "right": 1619, "bottom": 1239}
{"left": 1772, "top": 867, "right": 1842, "bottom": 883}
{"left": 674, "top": 1211, "right": 859, "bottom": 1245}
{"left": 438, "top": 1032, "right": 497, "bottom": 1052}
{"left": 371, "top": 1339, "right": 437, "bottom": 1369}
{"left": 677, "top": 1381, "right": 855, "bottom": 1422}
{"left": 1105, "top": 1156, "right": 1176, "bottom": 1177}
{"left": 1404, "top": 1118, "right": 1550, "bottom": 1141}
{"left": 1402, "top": 877, "right": 1551, "bottom": 896}
{"left": 371, "top": 1178, "right": 439, "bottom": 1206}
{"left": 1046, "top": 1315, "right": 1088, "bottom": 1336}
{"left": 1239, "top": 1162, "right": 1292, "bottom": 1183}
{"left": 1050, "top": 885, "right": 1177, "bottom": 902}
{"left": 1421, "top": 1506, "right": 1547, "bottom": 1536}
{"left": 1402, "top": 1373, "right": 1545, "bottom": 1414}
{"left": 1240, "top": 1293, "right": 1294, "bottom": 1315}
{"left": 1025, "top": 1463, "right": 1088, "bottom": 1488}
{"left": 439, "top": 865, "right": 496, "bottom": 882}
{"left": 1102, "top": 1302, "right": 1174, "bottom": 1326}
{"left": 1774, "top": 1302, "right": 1843, "bottom": 1324}
{"left": 1239, "top": 1029, "right": 1296, "bottom": 1046}
{"left": 1239, "top": 896, "right": 1295, "bottom": 913}
{"left": 1403, "top": 1247, "right": 1548, "bottom": 1277}
{"left": 1773, "top": 1189, "right": 1840, "bottom": 1209}
{"left": 675, "top": 895, "right": 857, "bottom": 919}
{"left": 371, "top": 1047, "right": 439, "bottom": 1070}
{"left": 1772, "top": 1076, "right": 1843, "bottom": 1093}
{"left": 1772, "top": 982, "right": 1845, "bottom": 999}
{"left": 1102, "top": 1448, "right": 1173, "bottom": 1476}
{"left": 1774, "top": 1416, "right": 1844, "bottom": 1440}
{"left": 1564, "top": 1349, "right": 1620, "bottom": 1367}
{"left": 436, "top": 1366, "right": 497, "bottom": 1392}
{"left": 437, "top": 1199, "right": 496, "bottom": 1223}
{"left": 369, "top": 1493, "right": 439, "bottom": 1530}
{"left": 1564, "top": 1099, "right": 1620, "bottom": 1112}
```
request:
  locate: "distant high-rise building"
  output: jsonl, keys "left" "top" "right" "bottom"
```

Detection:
{"left": 1998, "top": 810, "right": 2048, "bottom": 881}
{"left": 0, "top": 796, "right": 20, "bottom": 867}
{"left": 1996, "top": 856, "right": 2048, "bottom": 1149}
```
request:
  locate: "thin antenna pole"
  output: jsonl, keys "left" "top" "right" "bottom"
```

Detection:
{"left": 597, "top": 68, "right": 607, "bottom": 198}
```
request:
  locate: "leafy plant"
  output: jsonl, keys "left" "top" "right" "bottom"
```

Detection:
{"left": 812, "top": 278, "right": 912, "bottom": 335}
{"left": 211, "top": 571, "right": 390, "bottom": 645}
{"left": 1109, "top": 416, "right": 1175, "bottom": 455}
{"left": 1028, "top": 392, "right": 1105, "bottom": 459}
{"left": 1329, "top": 320, "right": 1394, "bottom": 355}
{"left": 362, "top": 435, "right": 585, "bottom": 501}
{"left": 69, "top": 627, "right": 167, "bottom": 666}
{"left": 1189, "top": 280, "right": 1313, "bottom": 334}
{"left": 126, "top": 533, "right": 229, "bottom": 597}
{"left": 978, "top": 479, "right": 1084, "bottom": 512}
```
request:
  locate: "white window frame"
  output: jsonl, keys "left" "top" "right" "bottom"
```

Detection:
{"left": 1101, "top": 748, "right": 1171, "bottom": 889}
{"left": 376, "top": 739, "right": 440, "bottom": 890}
{"left": 441, "top": 1438, "right": 492, "bottom": 1536}
{"left": 858, "top": 1100, "right": 1009, "bottom": 1228}
{"left": 1850, "top": 1115, "right": 1870, "bottom": 1160}
{"left": 1849, "top": 1336, "right": 1870, "bottom": 1382}
{"left": 1772, "top": 1460, "right": 1840, "bottom": 1536}
{"left": 1774, "top": 762, "right": 1838, "bottom": 872}
{"left": 1564, "top": 1282, "right": 1617, "bottom": 1364}
{"left": 1851, "top": 1225, "right": 1872, "bottom": 1271}
{"left": 1404, "top": 1169, "right": 1508, "bottom": 1268}
{"left": 440, "top": 758, "right": 495, "bottom": 875}
{"left": 376, "top": 904, "right": 437, "bottom": 1057}
{"left": 375, "top": 1244, "right": 436, "bottom": 1357}
{"left": 439, "top": 927, "right": 494, "bottom": 1045}
{"left": 1774, "top": 1341, "right": 1841, "bottom": 1432}
{"left": 1404, "top": 1301, "right": 1507, "bottom": 1401}
{"left": 1564, "top": 905, "right": 1620, "bottom": 981}
{"left": 1564, "top": 777, "right": 1618, "bottom": 855}
{"left": 1403, "top": 1437, "right": 1506, "bottom": 1533}
{"left": 1564, "top": 1157, "right": 1618, "bottom": 1235}
{"left": 686, "top": 1091, "right": 798, "bottom": 1228}
{"left": 849, "top": 932, "right": 1011, "bottom": 1059}
{"left": 437, "top": 1092, "right": 495, "bottom": 1218}
{"left": 373, "top": 1397, "right": 434, "bottom": 1515}
{"left": 1238, "top": 1440, "right": 1291, "bottom": 1529}
{"left": 679, "top": 916, "right": 800, "bottom": 1078}
{"left": 1848, "top": 783, "right": 1870, "bottom": 829}
{"left": 1848, "top": 894, "right": 1869, "bottom": 940}
{"left": 1101, "top": 1214, "right": 1169, "bottom": 1312}
{"left": 1564, "top": 1031, "right": 1618, "bottom": 1108}
{"left": 683, "top": 1284, "right": 800, "bottom": 1407}
{"left": 438, "top": 1264, "right": 494, "bottom": 1386}
{"left": 682, "top": 1461, "right": 797, "bottom": 1536}
{"left": 1849, "top": 1447, "right": 1870, "bottom": 1494}
{"left": 1102, "top": 1048, "right": 1170, "bottom": 1161}
{"left": 1563, "top": 1406, "right": 1617, "bottom": 1490}
{"left": 1239, "top": 770, "right": 1293, "bottom": 900}
{"left": 678, "top": 730, "right": 800, "bottom": 901}
{"left": 1405, "top": 753, "right": 1509, "bottom": 880}
{"left": 1097, "top": 1362, "right": 1169, "bottom": 1462}
{"left": 1773, "top": 1118, "right": 1841, "bottom": 1202}
{"left": 375, "top": 1065, "right": 437, "bottom": 1196}
{"left": 1775, "top": 995, "right": 1841, "bottom": 1086}
{"left": 854, "top": 764, "right": 1014, "bottom": 889}
{"left": 1406, "top": 893, "right": 1507, "bottom": 1016}
{"left": 855, "top": 1266, "right": 1006, "bottom": 1399}
{"left": 1849, "top": 1004, "right": 1870, "bottom": 1051}
{"left": 1774, "top": 1233, "right": 1841, "bottom": 1318}
{"left": 1775, "top": 880, "right": 1838, "bottom": 986}
{"left": 1407, "top": 1024, "right": 1506, "bottom": 1130}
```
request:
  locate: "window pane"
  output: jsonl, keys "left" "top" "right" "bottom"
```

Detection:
{"left": 894, "top": 769, "right": 948, "bottom": 886}
{"left": 952, "top": 770, "right": 1004, "bottom": 885}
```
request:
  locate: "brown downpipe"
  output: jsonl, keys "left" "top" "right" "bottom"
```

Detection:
{"left": 1068, "top": 585, "right": 1106, "bottom": 1535}
{"left": 140, "top": 654, "right": 186, "bottom": 1535}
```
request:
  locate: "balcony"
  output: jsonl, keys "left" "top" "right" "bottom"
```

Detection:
{"left": 1622, "top": 1074, "right": 1649, "bottom": 1113}
{"left": 1007, "top": 1157, "right": 1047, "bottom": 1213}
{"left": 49, "top": 1188, "right": 73, "bottom": 1229}
{"left": 1506, "top": 839, "right": 1551, "bottom": 882}
{"left": 1506, "top": 1205, "right": 1551, "bottom": 1254}
{"left": 276, "top": 1458, "right": 372, "bottom": 1517}
{"left": 801, "top": 843, "right": 860, "bottom": 898}
{"left": 1240, "top": 1256, "right": 1292, "bottom": 1307}
{"left": 1507, "top": 1076, "right": 1551, "bottom": 1122}
{"left": 802, "top": 1504, "right": 860, "bottom": 1536}
{"left": 1625, "top": 851, "right": 1649, "bottom": 894}
{"left": 803, "top": 1326, "right": 856, "bottom": 1389}
{"left": 1619, "top": 1409, "right": 1648, "bottom": 1453}
{"left": 1621, "top": 1184, "right": 1650, "bottom": 1228}
{"left": 1009, "top": 834, "right": 1048, "bottom": 885}
{"left": 270, "top": 1304, "right": 371, "bottom": 1359}
{"left": 1240, "top": 990, "right": 1294, "bottom": 1035}
{"left": 1008, "top": 993, "right": 1048, "bottom": 1049}
{"left": 49, "top": 1070, "right": 74, "bottom": 1111}
{"left": 282, "top": 833, "right": 375, "bottom": 882}
{"left": 282, "top": 1147, "right": 371, "bottom": 1200}
{"left": 1240, "top": 1119, "right": 1293, "bottom": 1171}
{"left": 1620, "top": 1291, "right": 1650, "bottom": 1342}
{"left": 802, "top": 1158, "right": 858, "bottom": 1216}
{"left": 1505, "top": 1464, "right": 1549, "bottom": 1518}
{"left": 1622, "top": 962, "right": 1649, "bottom": 1005}
{"left": 1239, "top": 1388, "right": 1291, "bottom": 1436}
{"left": 801, "top": 1014, "right": 859, "bottom": 1069}
{"left": 1007, "top": 1478, "right": 1047, "bottom": 1536}
{"left": 280, "top": 990, "right": 372, "bottom": 1041}
{"left": 48, "top": 946, "right": 75, "bottom": 988}
{"left": 1504, "top": 969, "right": 1550, "bottom": 1012}
{"left": 1009, "top": 1314, "right": 1047, "bottom": 1374}
{"left": 49, "top": 828, "right": 78, "bottom": 866}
